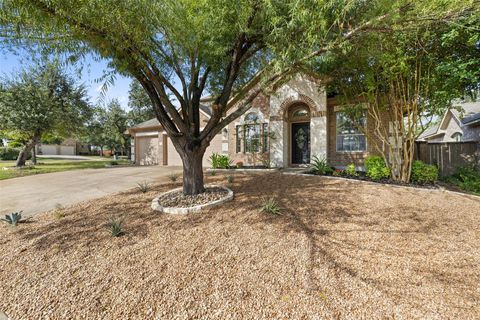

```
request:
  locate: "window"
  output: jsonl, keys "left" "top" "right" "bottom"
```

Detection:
{"left": 451, "top": 132, "right": 463, "bottom": 142}
{"left": 245, "top": 124, "right": 261, "bottom": 152}
{"left": 292, "top": 108, "right": 309, "bottom": 118}
{"left": 336, "top": 112, "right": 366, "bottom": 152}
{"left": 235, "top": 112, "right": 269, "bottom": 153}
{"left": 244, "top": 112, "right": 259, "bottom": 122}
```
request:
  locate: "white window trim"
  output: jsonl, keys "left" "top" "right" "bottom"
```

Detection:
{"left": 335, "top": 111, "right": 368, "bottom": 153}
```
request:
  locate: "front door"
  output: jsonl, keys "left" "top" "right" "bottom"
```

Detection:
{"left": 291, "top": 122, "right": 310, "bottom": 165}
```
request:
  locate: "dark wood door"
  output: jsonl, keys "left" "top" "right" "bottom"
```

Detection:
{"left": 291, "top": 122, "right": 310, "bottom": 164}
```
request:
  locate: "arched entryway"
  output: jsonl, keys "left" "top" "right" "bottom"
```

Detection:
{"left": 287, "top": 103, "right": 311, "bottom": 166}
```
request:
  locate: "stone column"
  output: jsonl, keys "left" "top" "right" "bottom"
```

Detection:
{"left": 310, "top": 111, "right": 328, "bottom": 160}
{"left": 269, "top": 117, "right": 285, "bottom": 167}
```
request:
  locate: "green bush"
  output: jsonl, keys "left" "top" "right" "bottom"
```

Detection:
{"left": 345, "top": 163, "right": 358, "bottom": 176}
{"left": 209, "top": 152, "right": 233, "bottom": 169}
{"left": 365, "top": 156, "right": 390, "bottom": 181}
{"left": 0, "top": 147, "right": 21, "bottom": 160}
{"left": 411, "top": 160, "right": 438, "bottom": 184}
{"left": 448, "top": 165, "right": 480, "bottom": 194}
{"left": 7, "top": 141, "right": 23, "bottom": 148}
{"left": 311, "top": 155, "right": 333, "bottom": 175}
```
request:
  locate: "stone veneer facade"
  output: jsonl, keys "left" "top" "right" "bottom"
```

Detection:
{"left": 224, "top": 73, "right": 386, "bottom": 168}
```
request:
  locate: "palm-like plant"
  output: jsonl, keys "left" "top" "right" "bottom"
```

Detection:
{"left": 1, "top": 211, "right": 24, "bottom": 226}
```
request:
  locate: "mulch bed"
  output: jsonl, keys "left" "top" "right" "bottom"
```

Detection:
{"left": 1, "top": 173, "right": 479, "bottom": 319}
{"left": 156, "top": 186, "right": 228, "bottom": 208}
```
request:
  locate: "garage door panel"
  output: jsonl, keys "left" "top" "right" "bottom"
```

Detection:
{"left": 138, "top": 136, "right": 159, "bottom": 165}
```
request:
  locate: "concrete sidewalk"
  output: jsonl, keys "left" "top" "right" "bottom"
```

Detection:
{"left": 0, "top": 165, "right": 182, "bottom": 217}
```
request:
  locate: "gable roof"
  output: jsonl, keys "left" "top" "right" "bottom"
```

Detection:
{"left": 416, "top": 101, "right": 480, "bottom": 140}
{"left": 128, "top": 104, "right": 212, "bottom": 131}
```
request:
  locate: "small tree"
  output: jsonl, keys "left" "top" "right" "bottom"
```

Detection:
{"left": 323, "top": 21, "right": 480, "bottom": 182}
{"left": 104, "top": 100, "right": 130, "bottom": 156}
{"left": 0, "top": 63, "right": 92, "bottom": 166}
{"left": 128, "top": 80, "right": 156, "bottom": 125}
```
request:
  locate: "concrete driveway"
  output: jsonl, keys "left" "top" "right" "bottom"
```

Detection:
{"left": 0, "top": 165, "right": 182, "bottom": 217}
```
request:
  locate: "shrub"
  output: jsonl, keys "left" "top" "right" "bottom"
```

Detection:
{"left": 7, "top": 141, "right": 23, "bottom": 148}
{"left": 1, "top": 211, "right": 23, "bottom": 226}
{"left": 209, "top": 170, "right": 217, "bottom": 176}
{"left": 448, "top": 165, "right": 480, "bottom": 194}
{"left": 365, "top": 156, "right": 390, "bottom": 181}
{"left": 136, "top": 181, "right": 151, "bottom": 193}
{"left": 110, "top": 161, "right": 119, "bottom": 165}
{"left": 411, "top": 160, "right": 438, "bottom": 184}
{"left": 345, "top": 163, "right": 358, "bottom": 177}
{"left": 311, "top": 156, "right": 333, "bottom": 175}
{"left": 261, "top": 197, "right": 281, "bottom": 215}
{"left": 209, "top": 153, "right": 233, "bottom": 169}
{"left": 168, "top": 173, "right": 180, "bottom": 182}
{"left": 0, "top": 147, "right": 21, "bottom": 160}
{"left": 106, "top": 217, "right": 124, "bottom": 237}
{"left": 226, "top": 175, "right": 234, "bottom": 184}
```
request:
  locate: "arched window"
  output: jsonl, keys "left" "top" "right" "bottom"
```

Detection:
{"left": 292, "top": 108, "right": 309, "bottom": 118}
{"left": 451, "top": 132, "right": 463, "bottom": 142}
{"left": 244, "top": 112, "right": 259, "bottom": 123}
{"left": 235, "top": 112, "right": 269, "bottom": 153}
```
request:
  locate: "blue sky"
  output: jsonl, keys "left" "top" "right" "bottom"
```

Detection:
{"left": 0, "top": 51, "right": 133, "bottom": 109}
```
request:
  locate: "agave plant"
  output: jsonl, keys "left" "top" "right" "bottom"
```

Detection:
{"left": 136, "top": 181, "right": 151, "bottom": 193}
{"left": 260, "top": 197, "right": 281, "bottom": 215}
{"left": 168, "top": 173, "right": 180, "bottom": 182}
{"left": 2, "top": 211, "right": 24, "bottom": 226}
{"left": 106, "top": 217, "right": 124, "bottom": 237}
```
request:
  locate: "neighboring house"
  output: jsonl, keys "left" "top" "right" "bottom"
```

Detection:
{"left": 35, "top": 138, "right": 92, "bottom": 156}
{"left": 417, "top": 101, "right": 480, "bottom": 143}
{"left": 128, "top": 72, "right": 389, "bottom": 168}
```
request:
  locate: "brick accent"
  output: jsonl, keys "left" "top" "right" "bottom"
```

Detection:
{"left": 278, "top": 94, "right": 317, "bottom": 120}
{"left": 326, "top": 104, "right": 388, "bottom": 168}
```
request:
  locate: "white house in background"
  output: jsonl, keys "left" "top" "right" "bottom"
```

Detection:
{"left": 35, "top": 138, "right": 91, "bottom": 156}
{"left": 418, "top": 101, "right": 480, "bottom": 143}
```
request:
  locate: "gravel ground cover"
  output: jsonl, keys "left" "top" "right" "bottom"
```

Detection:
{"left": 157, "top": 186, "right": 228, "bottom": 207}
{"left": 1, "top": 173, "right": 479, "bottom": 319}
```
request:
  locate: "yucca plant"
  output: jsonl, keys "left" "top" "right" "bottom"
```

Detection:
{"left": 261, "top": 197, "right": 281, "bottom": 215}
{"left": 106, "top": 217, "right": 124, "bottom": 237}
{"left": 168, "top": 173, "right": 180, "bottom": 182}
{"left": 2, "top": 211, "right": 24, "bottom": 226}
{"left": 311, "top": 156, "right": 333, "bottom": 175}
{"left": 136, "top": 181, "right": 151, "bottom": 193}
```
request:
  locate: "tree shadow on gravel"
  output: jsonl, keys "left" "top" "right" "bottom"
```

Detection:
{"left": 214, "top": 172, "right": 460, "bottom": 315}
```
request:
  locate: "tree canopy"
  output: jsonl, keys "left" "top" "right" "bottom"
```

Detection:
{"left": 0, "top": 0, "right": 477, "bottom": 193}
{"left": 0, "top": 63, "right": 92, "bottom": 166}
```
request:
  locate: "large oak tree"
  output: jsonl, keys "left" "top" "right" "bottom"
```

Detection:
{"left": 0, "top": 0, "right": 476, "bottom": 194}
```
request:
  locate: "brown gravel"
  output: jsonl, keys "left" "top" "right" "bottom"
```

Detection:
{"left": 1, "top": 173, "right": 479, "bottom": 319}
{"left": 157, "top": 186, "right": 228, "bottom": 208}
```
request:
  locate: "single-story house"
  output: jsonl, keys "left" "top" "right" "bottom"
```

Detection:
{"left": 128, "top": 73, "right": 387, "bottom": 168}
{"left": 35, "top": 138, "right": 91, "bottom": 156}
{"left": 417, "top": 101, "right": 480, "bottom": 143}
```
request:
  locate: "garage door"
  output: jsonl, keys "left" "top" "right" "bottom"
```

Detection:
{"left": 137, "top": 136, "right": 159, "bottom": 165}
{"left": 59, "top": 146, "right": 75, "bottom": 155}
{"left": 39, "top": 145, "right": 58, "bottom": 155}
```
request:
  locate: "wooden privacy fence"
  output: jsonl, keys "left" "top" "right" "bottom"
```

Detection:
{"left": 415, "top": 141, "right": 479, "bottom": 176}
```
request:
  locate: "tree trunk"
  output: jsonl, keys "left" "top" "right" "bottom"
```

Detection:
{"left": 180, "top": 145, "right": 207, "bottom": 195}
{"left": 16, "top": 135, "right": 39, "bottom": 167}
{"left": 32, "top": 146, "right": 37, "bottom": 165}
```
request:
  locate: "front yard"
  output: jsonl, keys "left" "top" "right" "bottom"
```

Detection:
{"left": 1, "top": 173, "right": 479, "bottom": 318}
{"left": 0, "top": 157, "right": 130, "bottom": 180}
